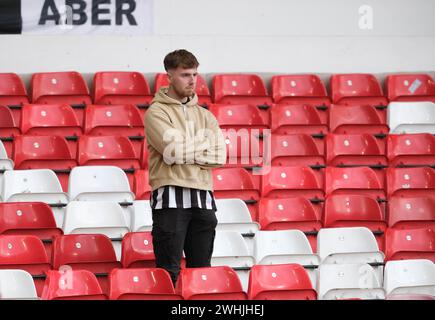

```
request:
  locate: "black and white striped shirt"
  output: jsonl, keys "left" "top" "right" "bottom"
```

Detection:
{"left": 150, "top": 186, "right": 217, "bottom": 211}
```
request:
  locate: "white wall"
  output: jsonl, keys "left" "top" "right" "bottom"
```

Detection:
{"left": 0, "top": 0, "right": 434, "bottom": 78}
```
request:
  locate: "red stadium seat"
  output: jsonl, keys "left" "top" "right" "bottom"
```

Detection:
{"left": 176, "top": 266, "right": 247, "bottom": 300}
{"left": 20, "top": 104, "right": 82, "bottom": 157}
{"left": 0, "top": 73, "right": 29, "bottom": 125}
{"left": 326, "top": 133, "right": 387, "bottom": 168}
{"left": 212, "top": 74, "right": 272, "bottom": 107}
{"left": 154, "top": 72, "right": 211, "bottom": 107}
{"left": 93, "top": 72, "right": 153, "bottom": 115}
{"left": 388, "top": 195, "right": 435, "bottom": 229}
{"left": 52, "top": 234, "right": 122, "bottom": 296}
{"left": 271, "top": 74, "right": 330, "bottom": 107}
{"left": 133, "top": 169, "right": 152, "bottom": 200}
{"left": 41, "top": 269, "right": 107, "bottom": 300}
{"left": 121, "top": 232, "right": 155, "bottom": 268}
{"left": 270, "top": 134, "right": 325, "bottom": 167}
{"left": 247, "top": 264, "right": 317, "bottom": 300}
{"left": 386, "top": 167, "right": 435, "bottom": 198}
{"left": 0, "top": 235, "right": 50, "bottom": 297}
{"left": 209, "top": 103, "right": 269, "bottom": 132}
{"left": 0, "top": 105, "right": 20, "bottom": 158}
{"left": 140, "top": 140, "right": 148, "bottom": 169}
{"left": 31, "top": 71, "right": 92, "bottom": 124}
{"left": 213, "top": 167, "right": 260, "bottom": 220}
{"left": 386, "top": 74, "right": 435, "bottom": 102}
{"left": 84, "top": 104, "right": 145, "bottom": 157}
{"left": 12, "top": 135, "right": 77, "bottom": 191}
{"left": 109, "top": 268, "right": 182, "bottom": 300}
{"left": 221, "top": 129, "right": 264, "bottom": 168}
{"left": 385, "top": 227, "right": 435, "bottom": 261}
{"left": 0, "top": 202, "right": 62, "bottom": 258}
{"left": 387, "top": 134, "right": 435, "bottom": 167}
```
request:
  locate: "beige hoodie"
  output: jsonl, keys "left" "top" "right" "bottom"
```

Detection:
{"left": 145, "top": 87, "right": 226, "bottom": 191}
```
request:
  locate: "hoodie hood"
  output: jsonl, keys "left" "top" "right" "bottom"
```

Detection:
{"left": 152, "top": 86, "right": 199, "bottom": 107}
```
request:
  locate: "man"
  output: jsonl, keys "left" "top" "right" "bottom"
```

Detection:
{"left": 145, "top": 49, "right": 226, "bottom": 286}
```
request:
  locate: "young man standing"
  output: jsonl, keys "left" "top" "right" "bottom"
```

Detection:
{"left": 145, "top": 49, "right": 226, "bottom": 286}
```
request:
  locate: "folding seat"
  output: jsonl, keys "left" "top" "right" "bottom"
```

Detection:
{"left": 258, "top": 197, "right": 322, "bottom": 251}
{"left": 31, "top": 72, "right": 92, "bottom": 124}
{"left": 41, "top": 269, "right": 107, "bottom": 300}
{"left": 270, "top": 134, "right": 325, "bottom": 168}
{"left": 212, "top": 74, "right": 272, "bottom": 108}
{"left": 0, "top": 73, "right": 29, "bottom": 125}
{"left": 52, "top": 234, "right": 122, "bottom": 295}
{"left": 130, "top": 200, "right": 152, "bottom": 232}
{"left": 386, "top": 73, "right": 435, "bottom": 102}
{"left": 385, "top": 227, "right": 435, "bottom": 261}
{"left": 154, "top": 72, "right": 212, "bottom": 107}
{"left": 388, "top": 101, "right": 435, "bottom": 134}
{"left": 387, "top": 195, "right": 435, "bottom": 229}
{"left": 271, "top": 74, "right": 330, "bottom": 108}
{"left": 109, "top": 268, "right": 182, "bottom": 300}
{"left": 212, "top": 231, "right": 255, "bottom": 291}
{"left": 213, "top": 167, "right": 260, "bottom": 221}
{"left": 0, "top": 202, "right": 63, "bottom": 258}
{"left": 387, "top": 133, "right": 435, "bottom": 167}
{"left": 384, "top": 259, "right": 435, "bottom": 297}
{"left": 326, "top": 133, "right": 387, "bottom": 168}
{"left": 330, "top": 73, "right": 388, "bottom": 108}
{"left": 139, "top": 139, "right": 148, "bottom": 169}
{"left": 176, "top": 266, "right": 247, "bottom": 300}
{"left": 0, "top": 235, "right": 51, "bottom": 297}
{"left": 0, "top": 270, "right": 38, "bottom": 300}
{"left": 0, "top": 106, "right": 20, "bottom": 158}
{"left": 0, "top": 140, "right": 14, "bottom": 174}
{"left": 133, "top": 169, "right": 151, "bottom": 200}
{"left": 1, "top": 169, "right": 69, "bottom": 228}
{"left": 121, "top": 232, "right": 155, "bottom": 268}
{"left": 93, "top": 72, "right": 153, "bottom": 116}
{"left": 323, "top": 195, "right": 387, "bottom": 251}
{"left": 317, "top": 263, "right": 385, "bottom": 300}
{"left": 62, "top": 201, "right": 131, "bottom": 261}
{"left": 84, "top": 104, "right": 145, "bottom": 157}
{"left": 20, "top": 104, "right": 82, "bottom": 157}
{"left": 77, "top": 135, "right": 141, "bottom": 189}
{"left": 386, "top": 294, "right": 435, "bottom": 300}
{"left": 247, "top": 264, "right": 317, "bottom": 300}
{"left": 12, "top": 135, "right": 78, "bottom": 191}
{"left": 386, "top": 167, "right": 435, "bottom": 198}
{"left": 221, "top": 129, "right": 264, "bottom": 168}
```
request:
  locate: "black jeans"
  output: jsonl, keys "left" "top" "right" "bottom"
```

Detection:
{"left": 151, "top": 207, "right": 218, "bottom": 286}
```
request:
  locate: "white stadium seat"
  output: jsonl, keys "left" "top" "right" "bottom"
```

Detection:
{"left": 130, "top": 200, "right": 153, "bottom": 232}
{"left": 0, "top": 270, "right": 38, "bottom": 300}
{"left": 0, "top": 141, "right": 13, "bottom": 174}
{"left": 388, "top": 101, "right": 435, "bottom": 134}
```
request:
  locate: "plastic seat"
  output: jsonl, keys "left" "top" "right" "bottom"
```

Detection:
{"left": 317, "top": 227, "right": 384, "bottom": 265}
{"left": 387, "top": 133, "right": 435, "bottom": 167}
{"left": 0, "top": 202, "right": 62, "bottom": 258}
{"left": 52, "top": 234, "right": 122, "bottom": 295}
{"left": 109, "top": 268, "right": 182, "bottom": 300}
{"left": 386, "top": 74, "right": 435, "bottom": 102}
{"left": 41, "top": 269, "right": 107, "bottom": 300}
{"left": 215, "top": 199, "right": 260, "bottom": 235}
{"left": 270, "top": 134, "right": 325, "bottom": 167}
{"left": 0, "top": 235, "right": 50, "bottom": 297}
{"left": 326, "top": 134, "right": 387, "bottom": 168}
{"left": 247, "top": 264, "right": 316, "bottom": 300}
{"left": 212, "top": 231, "right": 255, "bottom": 269}
{"left": 212, "top": 74, "right": 272, "bottom": 107}
{"left": 31, "top": 72, "right": 91, "bottom": 125}
{"left": 318, "top": 263, "right": 385, "bottom": 300}
{"left": 0, "top": 270, "right": 38, "bottom": 300}
{"left": 388, "top": 195, "right": 435, "bottom": 229}
{"left": 213, "top": 168, "right": 260, "bottom": 221}
{"left": 133, "top": 169, "right": 151, "bottom": 200}
{"left": 386, "top": 294, "right": 435, "bottom": 300}
{"left": 176, "top": 266, "right": 247, "bottom": 300}
{"left": 121, "top": 232, "right": 155, "bottom": 268}
{"left": 386, "top": 167, "right": 435, "bottom": 198}
{"left": 13, "top": 135, "right": 77, "bottom": 191}
{"left": 93, "top": 72, "right": 153, "bottom": 115}
{"left": 154, "top": 72, "right": 211, "bottom": 107}
{"left": 384, "top": 259, "right": 435, "bottom": 297}
{"left": 209, "top": 103, "right": 269, "bottom": 132}
{"left": 385, "top": 227, "right": 435, "bottom": 261}
{"left": 130, "top": 200, "right": 152, "bottom": 232}
{"left": 0, "top": 73, "right": 29, "bottom": 125}
{"left": 0, "top": 105, "right": 20, "bottom": 158}
{"left": 221, "top": 128, "right": 264, "bottom": 168}
{"left": 388, "top": 101, "right": 435, "bottom": 134}
{"left": 84, "top": 104, "right": 145, "bottom": 157}
{"left": 0, "top": 140, "right": 14, "bottom": 173}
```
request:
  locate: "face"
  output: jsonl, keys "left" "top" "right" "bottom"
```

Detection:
{"left": 167, "top": 67, "right": 198, "bottom": 99}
